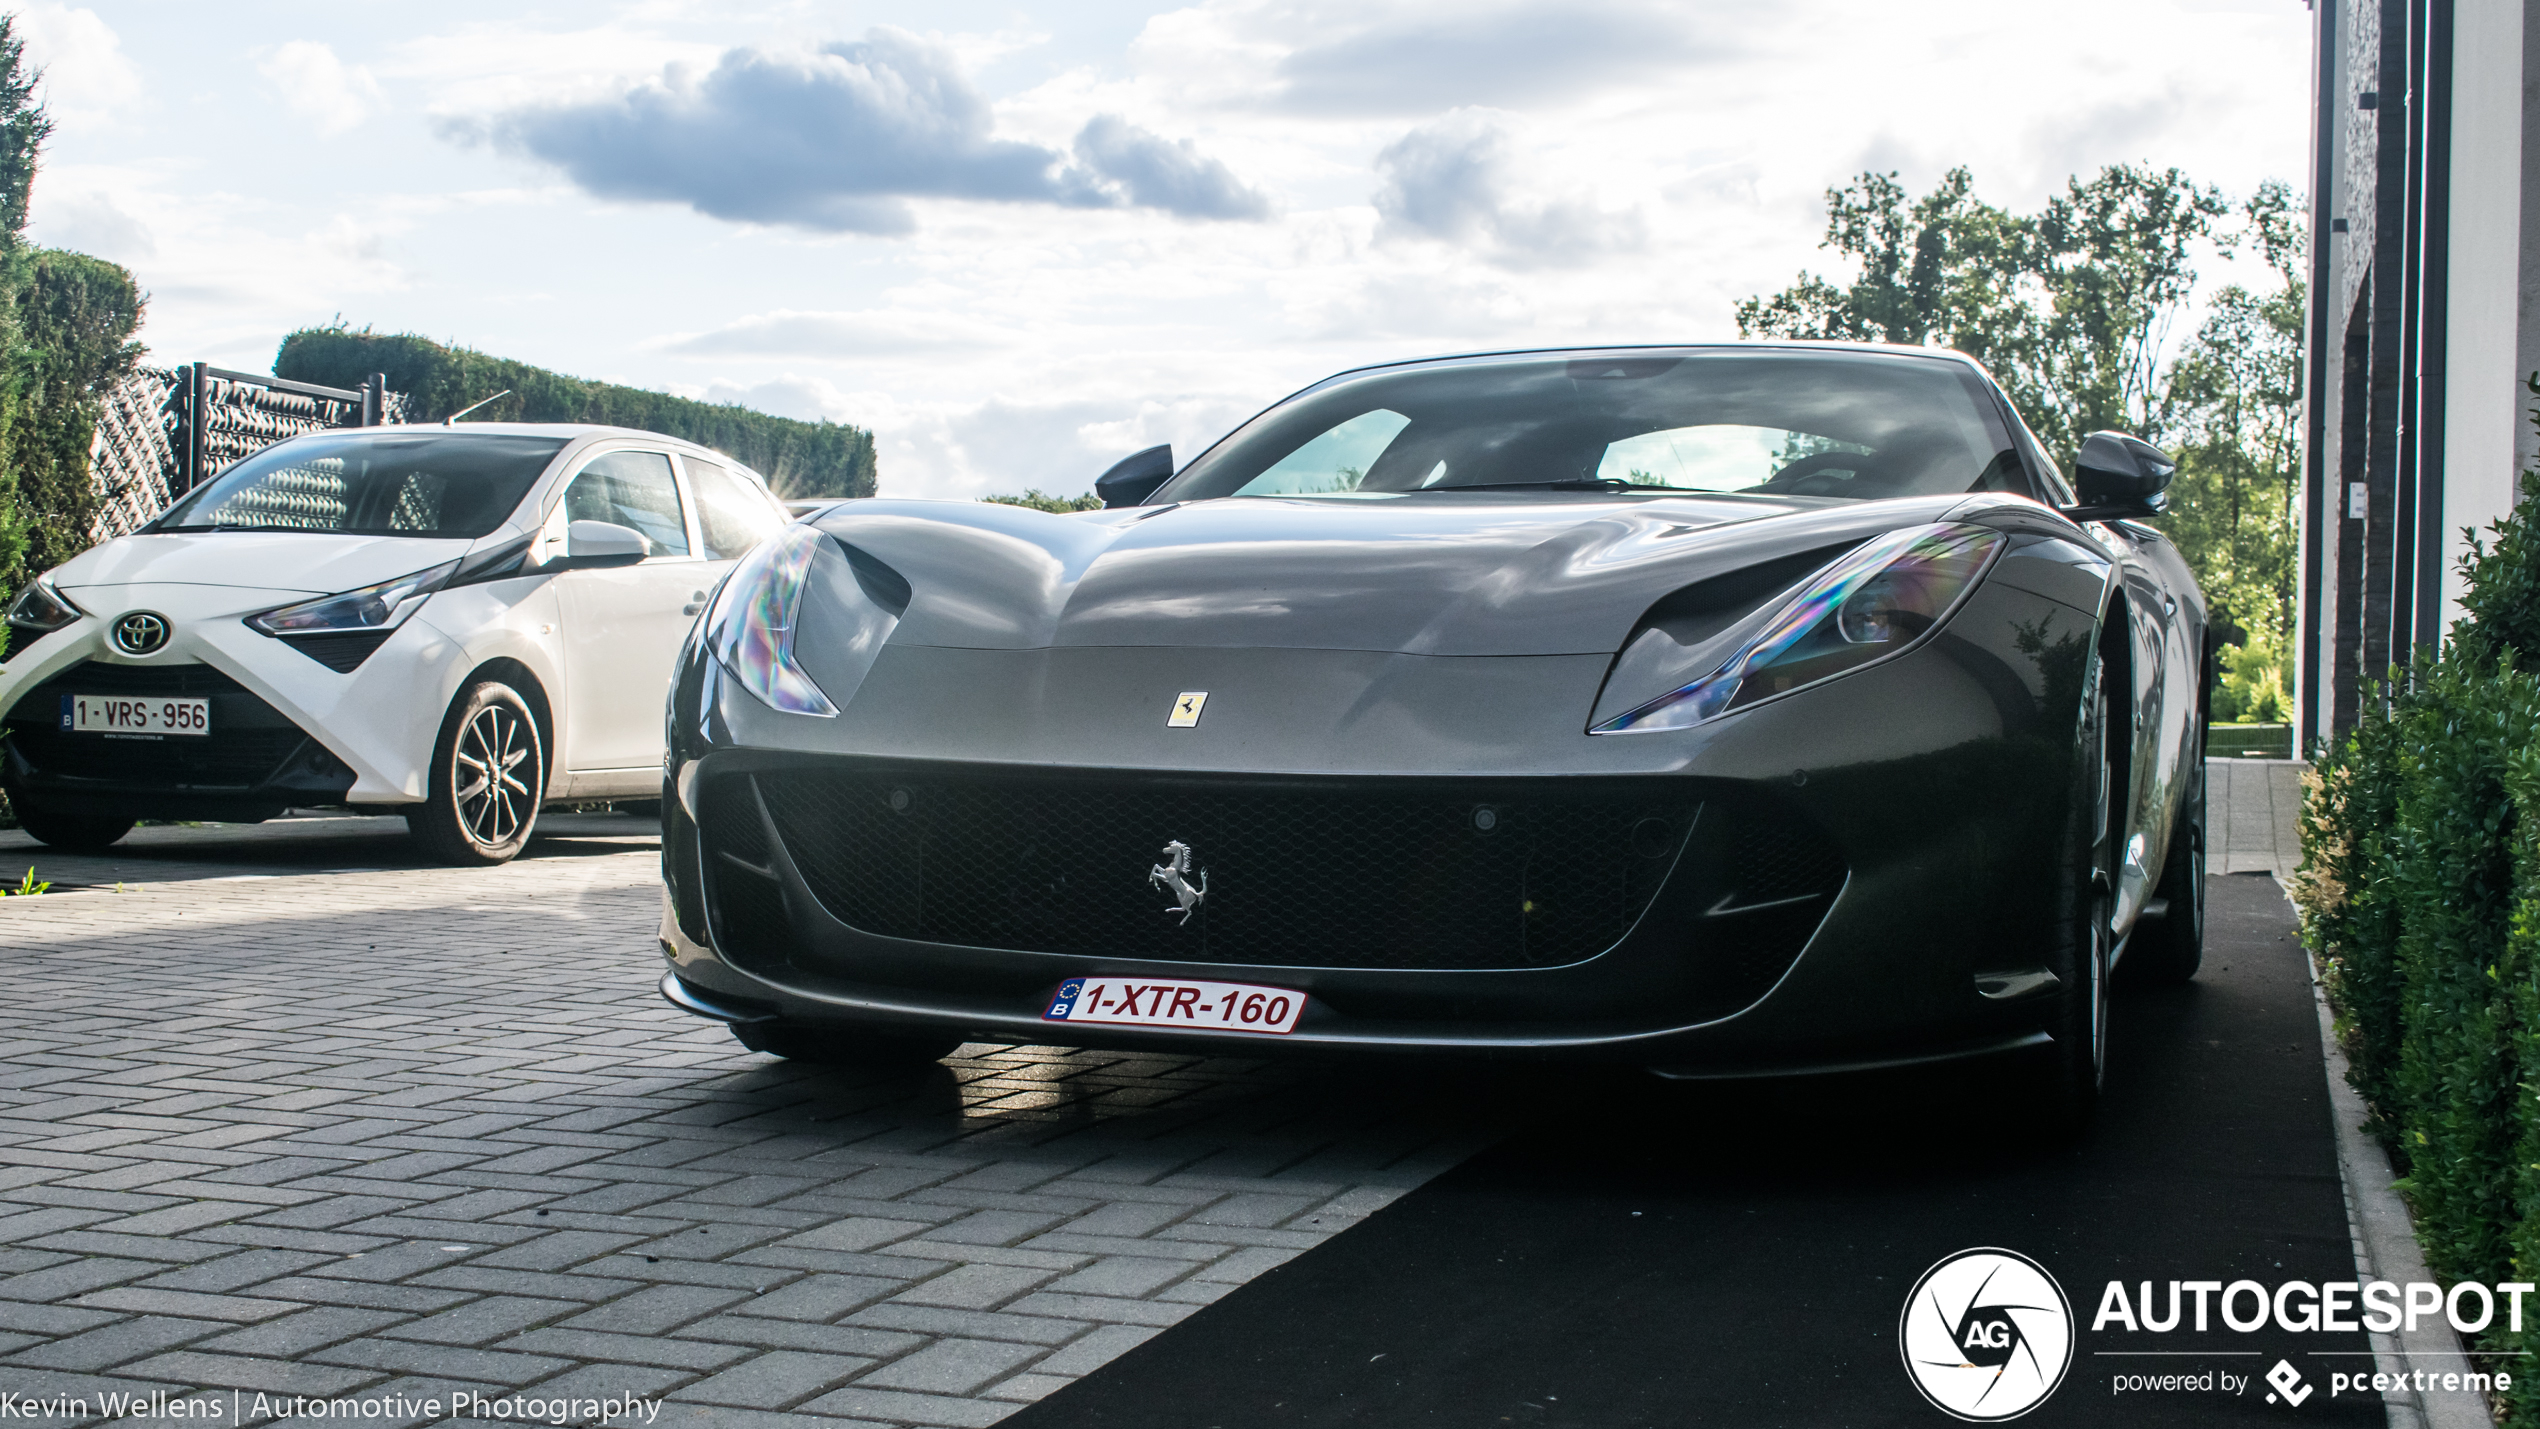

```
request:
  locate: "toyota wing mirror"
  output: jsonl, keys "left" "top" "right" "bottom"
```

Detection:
{"left": 2064, "top": 431, "right": 2177, "bottom": 522}
{"left": 548, "top": 519, "right": 648, "bottom": 570}
{"left": 1096, "top": 444, "right": 1175, "bottom": 509}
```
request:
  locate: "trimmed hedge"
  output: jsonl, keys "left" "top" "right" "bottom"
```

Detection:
{"left": 274, "top": 328, "right": 878, "bottom": 499}
{"left": 2296, "top": 417, "right": 2540, "bottom": 1422}
{"left": 2, "top": 247, "right": 144, "bottom": 589}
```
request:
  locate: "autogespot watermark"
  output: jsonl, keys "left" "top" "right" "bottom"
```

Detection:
{"left": 1900, "top": 1247, "right": 2077, "bottom": 1420}
{"left": 2093, "top": 1275, "right": 2525, "bottom": 1406}
{"left": 1904, "top": 1250, "right": 2528, "bottom": 1418}
{"left": 0, "top": 1388, "right": 664, "bottom": 1422}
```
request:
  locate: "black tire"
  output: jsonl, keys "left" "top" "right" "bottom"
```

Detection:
{"left": 733, "top": 1021, "right": 959, "bottom": 1067}
{"left": 7, "top": 788, "right": 133, "bottom": 851}
{"left": 406, "top": 681, "right": 544, "bottom": 866}
{"left": 2039, "top": 643, "right": 2118, "bottom": 1134}
{"left": 2122, "top": 723, "right": 2205, "bottom": 985}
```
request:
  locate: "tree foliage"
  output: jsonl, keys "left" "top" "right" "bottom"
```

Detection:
{"left": 0, "top": 18, "right": 148, "bottom": 596}
{"left": 0, "top": 14, "right": 45, "bottom": 242}
{"left": 275, "top": 328, "right": 881, "bottom": 500}
{"left": 1738, "top": 164, "right": 2293, "bottom": 713}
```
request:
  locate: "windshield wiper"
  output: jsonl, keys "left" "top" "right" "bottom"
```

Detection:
{"left": 1439, "top": 478, "right": 1704, "bottom": 493}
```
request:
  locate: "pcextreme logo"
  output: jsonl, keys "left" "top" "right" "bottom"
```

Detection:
{"left": 1901, "top": 1248, "right": 2077, "bottom": 1421}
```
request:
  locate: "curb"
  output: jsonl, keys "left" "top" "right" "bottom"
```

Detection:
{"left": 2287, "top": 879, "right": 2494, "bottom": 1429}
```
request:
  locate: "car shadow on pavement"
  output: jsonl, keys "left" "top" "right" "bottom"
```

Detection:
{"left": 1005, "top": 872, "right": 2380, "bottom": 1429}
{"left": 0, "top": 809, "right": 659, "bottom": 886}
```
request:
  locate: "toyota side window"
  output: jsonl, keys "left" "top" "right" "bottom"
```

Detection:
{"left": 687, "top": 460, "right": 785, "bottom": 560}
{"left": 560, "top": 451, "right": 689, "bottom": 556}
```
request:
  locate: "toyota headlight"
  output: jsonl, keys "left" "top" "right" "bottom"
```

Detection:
{"left": 7, "top": 576, "right": 86, "bottom": 634}
{"left": 246, "top": 560, "right": 458, "bottom": 636}
{"left": 1593, "top": 522, "right": 2004, "bottom": 733}
{"left": 703, "top": 523, "right": 837, "bottom": 716}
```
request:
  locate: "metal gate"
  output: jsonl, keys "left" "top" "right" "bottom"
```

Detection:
{"left": 87, "top": 363, "right": 407, "bottom": 543}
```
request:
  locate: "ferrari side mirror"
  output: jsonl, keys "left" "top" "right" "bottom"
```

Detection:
{"left": 1096, "top": 445, "right": 1175, "bottom": 508}
{"left": 2065, "top": 431, "right": 2177, "bottom": 521}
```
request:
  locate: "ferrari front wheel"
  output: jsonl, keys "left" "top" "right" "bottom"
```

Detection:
{"left": 407, "top": 681, "right": 545, "bottom": 866}
{"left": 2040, "top": 644, "right": 2117, "bottom": 1134}
{"left": 2122, "top": 721, "right": 2206, "bottom": 985}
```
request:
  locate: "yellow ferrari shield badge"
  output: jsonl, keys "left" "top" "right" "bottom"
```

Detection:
{"left": 1167, "top": 691, "right": 1208, "bottom": 728}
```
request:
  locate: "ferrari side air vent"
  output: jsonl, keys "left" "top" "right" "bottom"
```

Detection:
{"left": 697, "top": 777, "right": 802, "bottom": 971}
{"left": 1674, "top": 796, "right": 1849, "bottom": 1020}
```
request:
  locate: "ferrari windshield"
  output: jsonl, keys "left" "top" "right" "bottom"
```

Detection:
{"left": 1157, "top": 349, "right": 2030, "bottom": 503}
{"left": 156, "top": 432, "right": 568, "bottom": 538}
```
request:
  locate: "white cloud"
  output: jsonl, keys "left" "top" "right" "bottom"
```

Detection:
{"left": 47, "top": 0, "right": 2314, "bottom": 490}
{"left": 1130, "top": 0, "right": 1737, "bottom": 116}
{"left": 15, "top": 5, "right": 139, "bottom": 126}
{"left": 685, "top": 375, "right": 1257, "bottom": 499}
{"left": 258, "top": 41, "right": 386, "bottom": 136}
{"left": 872, "top": 391, "right": 1261, "bottom": 498}
{"left": 655, "top": 309, "right": 1019, "bottom": 359}
{"left": 1268, "top": 0, "right": 1732, "bottom": 115}
{"left": 1372, "top": 110, "right": 1643, "bottom": 268}
{"left": 443, "top": 29, "right": 1273, "bottom": 235}
{"left": 25, "top": 184, "right": 152, "bottom": 259}
{"left": 1072, "top": 114, "right": 1274, "bottom": 220}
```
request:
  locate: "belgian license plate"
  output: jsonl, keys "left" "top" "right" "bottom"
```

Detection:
{"left": 1044, "top": 977, "right": 1304, "bottom": 1034}
{"left": 61, "top": 694, "right": 210, "bottom": 737}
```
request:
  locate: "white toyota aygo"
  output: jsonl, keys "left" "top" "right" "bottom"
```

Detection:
{"left": 0, "top": 424, "right": 793, "bottom": 863}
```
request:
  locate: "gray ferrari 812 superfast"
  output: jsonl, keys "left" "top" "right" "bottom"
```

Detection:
{"left": 656, "top": 343, "right": 2208, "bottom": 1126}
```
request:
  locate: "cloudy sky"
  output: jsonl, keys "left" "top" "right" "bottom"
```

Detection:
{"left": 19, "top": 0, "right": 2311, "bottom": 498}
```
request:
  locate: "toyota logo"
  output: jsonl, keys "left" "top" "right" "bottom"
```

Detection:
{"left": 111, "top": 611, "right": 170, "bottom": 655}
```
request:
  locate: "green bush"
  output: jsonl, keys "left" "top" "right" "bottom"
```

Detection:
{"left": 273, "top": 327, "right": 879, "bottom": 500}
{"left": 2297, "top": 394, "right": 2540, "bottom": 1423}
{"left": 1, "top": 247, "right": 144, "bottom": 591}
{"left": 982, "top": 489, "right": 1100, "bottom": 513}
{"left": 2213, "top": 633, "right": 2290, "bottom": 723}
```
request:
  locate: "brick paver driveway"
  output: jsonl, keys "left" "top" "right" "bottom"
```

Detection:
{"left": 0, "top": 817, "right": 1489, "bottom": 1427}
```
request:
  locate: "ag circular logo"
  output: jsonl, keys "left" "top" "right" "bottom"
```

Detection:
{"left": 1900, "top": 1247, "right": 2074, "bottom": 1421}
{"left": 112, "top": 611, "right": 169, "bottom": 655}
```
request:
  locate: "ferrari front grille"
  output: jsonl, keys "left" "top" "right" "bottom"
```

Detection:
{"left": 734, "top": 767, "right": 1698, "bottom": 971}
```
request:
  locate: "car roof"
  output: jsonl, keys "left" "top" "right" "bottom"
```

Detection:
{"left": 310, "top": 421, "right": 711, "bottom": 447}
{"left": 283, "top": 422, "right": 767, "bottom": 478}
{"left": 1318, "top": 340, "right": 1991, "bottom": 384}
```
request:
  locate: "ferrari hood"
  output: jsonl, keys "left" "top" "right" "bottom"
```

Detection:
{"left": 49, "top": 530, "right": 479, "bottom": 598}
{"left": 817, "top": 493, "right": 1972, "bottom": 658}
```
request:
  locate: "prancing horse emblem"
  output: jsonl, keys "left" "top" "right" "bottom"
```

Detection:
{"left": 1149, "top": 840, "right": 1207, "bottom": 924}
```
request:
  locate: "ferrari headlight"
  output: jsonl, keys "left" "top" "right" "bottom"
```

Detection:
{"left": 246, "top": 560, "right": 458, "bottom": 636}
{"left": 7, "top": 576, "right": 86, "bottom": 633}
{"left": 1593, "top": 522, "right": 2003, "bottom": 733}
{"left": 704, "top": 523, "right": 837, "bottom": 717}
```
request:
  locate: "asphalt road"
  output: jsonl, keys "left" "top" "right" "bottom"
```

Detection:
{"left": 1004, "top": 873, "right": 2383, "bottom": 1428}
{"left": 0, "top": 795, "right": 2395, "bottom": 1427}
